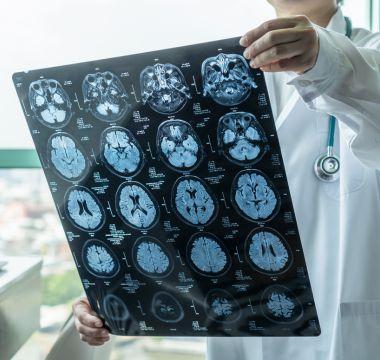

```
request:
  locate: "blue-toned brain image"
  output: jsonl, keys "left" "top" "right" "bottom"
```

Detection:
{"left": 101, "top": 127, "right": 144, "bottom": 177}
{"left": 232, "top": 170, "right": 280, "bottom": 222}
{"left": 133, "top": 236, "right": 173, "bottom": 278}
{"left": 140, "top": 63, "right": 191, "bottom": 114}
{"left": 202, "top": 53, "right": 257, "bottom": 106}
{"left": 262, "top": 286, "right": 303, "bottom": 323}
{"left": 116, "top": 182, "right": 159, "bottom": 229}
{"left": 187, "top": 232, "right": 230, "bottom": 277}
{"left": 29, "top": 79, "right": 72, "bottom": 128}
{"left": 217, "top": 112, "right": 269, "bottom": 165}
{"left": 82, "top": 239, "right": 119, "bottom": 278}
{"left": 82, "top": 71, "right": 130, "bottom": 122}
{"left": 172, "top": 176, "right": 217, "bottom": 227}
{"left": 48, "top": 133, "right": 88, "bottom": 181}
{"left": 151, "top": 291, "right": 184, "bottom": 323}
{"left": 65, "top": 186, "right": 105, "bottom": 231}
{"left": 205, "top": 289, "right": 240, "bottom": 323}
{"left": 246, "top": 228, "right": 291, "bottom": 274}
{"left": 157, "top": 120, "right": 202, "bottom": 172}
{"left": 103, "top": 294, "right": 130, "bottom": 321}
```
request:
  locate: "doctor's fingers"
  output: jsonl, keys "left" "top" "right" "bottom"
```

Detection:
{"left": 249, "top": 39, "right": 306, "bottom": 69}
{"left": 72, "top": 298, "right": 104, "bottom": 328}
{"left": 243, "top": 27, "right": 312, "bottom": 60}
{"left": 75, "top": 317, "right": 110, "bottom": 339}
{"left": 80, "top": 334, "right": 108, "bottom": 346}
{"left": 240, "top": 17, "right": 302, "bottom": 47}
{"left": 260, "top": 54, "right": 314, "bottom": 73}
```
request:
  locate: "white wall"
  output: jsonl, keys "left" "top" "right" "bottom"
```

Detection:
{"left": 0, "top": 0, "right": 369, "bottom": 149}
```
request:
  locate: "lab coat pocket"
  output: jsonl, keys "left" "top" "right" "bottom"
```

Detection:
{"left": 338, "top": 301, "right": 380, "bottom": 360}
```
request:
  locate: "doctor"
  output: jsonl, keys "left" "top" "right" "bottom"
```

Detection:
{"left": 72, "top": 0, "right": 380, "bottom": 359}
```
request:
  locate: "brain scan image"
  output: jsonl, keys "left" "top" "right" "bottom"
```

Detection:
{"left": 82, "top": 239, "right": 119, "bottom": 278}
{"left": 48, "top": 133, "right": 88, "bottom": 181}
{"left": 202, "top": 53, "right": 257, "bottom": 106}
{"left": 65, "top": 186, "right": 105, "bottom": 232}
{"left": 232, "top": 170, "right": 280, "bottom": 222}
{"left": 116, "top": 182, "right": 159, "bottom": 230}
{"left": 217, "top": 112, "right": 269, "bottom": 165}
{"left": 187, "top": 232, "right": 231, "bottom": 277}
{"left": 132, "top": 236, "right": 173, "bottom": 278}
{"left": 82, "top": 71, "right": 131, "bottom": 122}
{"left": 205, "top": 289, "right": 240, "bottom": 323}
{"left": 101, "top": 127, "right": 144, "bottom": 177}
{"left": 262, "top": 286, "right": 303, "bottom": 323}
{"left": 172, "top": 176, "right": 218, "bottom": 227}
{"left": 151, "top": 291, "right": 184, "bottom": 323}
{"left": 103, "top": 294, "right": 130, "bottom": 321}
{"left": 157, "top": 120, "right": 203, "bottom": 172}
{"left": 245, "top": 228, "right": 292, "bottom": 275}
{"left": 29, "top": 79, "right": 72, "bottom": 129}
{"left": 140, "top": 63, "right": 191, "bottom": 114}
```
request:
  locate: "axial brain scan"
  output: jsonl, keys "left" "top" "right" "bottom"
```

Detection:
{"left": 48, "top": 133, "right": 88, "bottom": 181}
{"left": 187, "top": 233, "right": 230, "bottom": 277}
{"left": 232, "top": 170, "right": 280, "bottom": 222}
{"left": 133, "top": 236, "right": 173, "bottom": 278}
{"left": 172, "top": 176, "right": 217, "bottom": 226}
{"left": 101, "top": 127, "right": 144, "bottom": 177}
{"left": 116, "top": 182, "right": 159, "bottom": 229}
{"left": 82, "top": 71, "right": 130, "bottom": 122}
{"left": 151, "top": 291, "right": 184, "bottom": 323}
{"left": 65, "top": 186, "right": 105, "bottom": 231}
{"left": 103, "top": 294, "right": 130, "bottom": 321}
{"left": 262, "top": 286, "right": 303, "bottom": 323}
{"left": 29, "top": 79, "right": 72, "bottom": 128}
{"left": 82, "top": 240, "right": 119, "bottom": 278}
{"left": 202, "top": 53, "right": 257, "bottom": 106}
{"left": 140, "top": 63, "right": 191, "bottom": 114}
{"left": 217, "top": 112, "right": 269, "bottom": 165}
{"left": 157, "top": 120, "right": 202, "bottom": 172}
{"left": 246, "top": 228, "right": 291, "bottom": 274}
{"left": 206, "top": 289, "right": 240, "bottom": 323}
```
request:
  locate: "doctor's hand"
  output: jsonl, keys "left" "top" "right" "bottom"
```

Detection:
{"left": 72, "top": 297, "right": 110, "bottom": 346}
{"left": 240, "top": 15, "right": 319, "bottom": 74}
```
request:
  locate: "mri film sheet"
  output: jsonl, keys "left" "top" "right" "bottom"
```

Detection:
{"left": 13, "top": 37, "right": 320, "bottom": 337}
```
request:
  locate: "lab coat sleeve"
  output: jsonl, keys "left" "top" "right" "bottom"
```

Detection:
{"left": 287, "top": 26, "right": 380, "bottom": 170}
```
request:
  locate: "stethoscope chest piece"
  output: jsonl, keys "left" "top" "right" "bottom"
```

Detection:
{"left": 314, "top": 153, "right": 340, "bottom": 182}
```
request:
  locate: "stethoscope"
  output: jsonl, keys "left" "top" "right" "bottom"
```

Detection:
{"left": 314, "top": 16, "right": 352, "bottom": 182}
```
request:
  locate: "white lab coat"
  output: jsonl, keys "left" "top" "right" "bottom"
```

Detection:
{"left": 207, "top": 8, "right": 380, "bottom": 360}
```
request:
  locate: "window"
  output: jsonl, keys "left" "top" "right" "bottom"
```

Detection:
{"left": 0, "top": 1, "right": 376, "bottom": 359}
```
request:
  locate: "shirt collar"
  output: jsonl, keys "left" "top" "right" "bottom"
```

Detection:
{"left": 326, "top": 6, "right": 347, "bottom": 35}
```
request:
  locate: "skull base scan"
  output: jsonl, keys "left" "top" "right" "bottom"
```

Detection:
{"left": 151, "top": 292, "right": 184, "bottom": 323}
{"left": 82, "top": 71, "right": 131, "bottom": 122}
{"left": 202, "top": 53, "right": 257, "bottom": 106}
{"left": 157, "top": 120, "right": 203, "bottom": 172}
{"left": 218, "top": 112, "right": 269, "bottom": 165}
{"left": 140, "top": 63, "right": 191, "bottom": 114}
{"left": 29, "top": 79, "right": 72, "bottom": 128}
